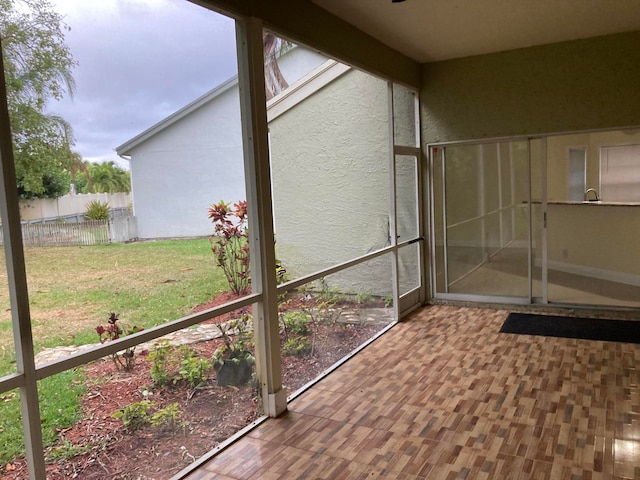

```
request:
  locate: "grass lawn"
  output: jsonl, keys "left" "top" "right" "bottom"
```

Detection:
{"left": 0, "top": 238, "right": 228, "bottom": 463}
{"left": 0, "top": 238, "right": 227, "bottom": 372}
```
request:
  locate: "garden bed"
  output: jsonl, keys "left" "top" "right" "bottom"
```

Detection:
{"left": 2, "top": 296, "right": 389, "bottom": 480}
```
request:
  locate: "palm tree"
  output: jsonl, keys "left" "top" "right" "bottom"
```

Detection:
{"left": 263, "top": 32, "right": 291, "bottom": 100}
{"left": 87, "top": 161, "right": 130, "bottom": 193}
{"left": 67, "top": 150, "right": 90, "bottom": 194}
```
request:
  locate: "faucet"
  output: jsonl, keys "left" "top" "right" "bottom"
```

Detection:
{"left": 584, "top": 188, "right": 600, "bottom": 201}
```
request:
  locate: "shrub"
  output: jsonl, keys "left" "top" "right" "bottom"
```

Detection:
{"left": 279, "top": 311, "right": 311, "bottom": 357}
{"left": 212, "top": 314, "right": 255, "bottom": 370}
{"left": 96, "top": 312, "right": 144, "bottom": 371}
{"left": 177, "top": 346, "right": 211, "bottom": 389}
{"left": 85, "top": 200, "right": 110, "bottom": 220}
{"left": 355, "top": 291, "right": 374, "bottom": 305}
{"left": 113, "top": 401, "right": 185, "bottom": 434}
{"left": 280, "top": 311, "right": 310, "bottom": 337}
{"left": 208, "top": 200, "right": 249, "bottom": 295}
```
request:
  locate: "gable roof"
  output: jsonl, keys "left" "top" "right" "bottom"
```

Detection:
{"left": 116, "top": 75, "right": 238, "bottom": 155}
{"left": 116, "top": 59, "right": 350, "bottom": 157}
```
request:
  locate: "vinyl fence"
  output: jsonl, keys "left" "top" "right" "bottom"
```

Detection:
{"left": 0, "top": 216, "right": 138, "bottom": 247}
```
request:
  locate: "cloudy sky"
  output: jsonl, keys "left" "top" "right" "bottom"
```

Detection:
{"left": 46, "top": 0, "right": 238, "bottom": 167}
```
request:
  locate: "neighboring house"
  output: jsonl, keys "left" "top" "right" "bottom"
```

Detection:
{"left": 117, "top": 45, "right": 397, "bottom": 292}
{"left": 116, "top": 46, "right": 329, "bottom": 239}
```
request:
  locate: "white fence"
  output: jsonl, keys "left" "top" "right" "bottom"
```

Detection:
{"left": 19, "top": 193, "right": 131, "bottom": 223}
{"left": 0, "top": 216, "right": 138, "bottom": 247}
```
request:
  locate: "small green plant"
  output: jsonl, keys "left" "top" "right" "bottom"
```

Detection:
{"left": 112, "top": 400, "right": 153, "bottom": 432}
{"left": 150, "top": 402, "right": 185, "bottom": 433}
{"left": 212, "top": 313, "right": 255, "bottom": 386}
{"left": 283, "top": 336, "right": 310, "bottom": 356}
{"left": 84, "top": 200, "right": 110, "bottom": 220}
{"left": 383, "top": 295, "right": 394, "bottom": 307}
{"left": 299, "top": 279, "right": 345, "bottom": 356}
{"left": 318, "top": 278, "right": 345, "bottom": 304}
{"left": 279, "top": 310, "right": 311, "bottom": 356}
{"left": 355, "top": 291, "right": 374, "bottom": 305}
{"left": 178, "top": 346, "right": 211, "bottom": 389}
{"left": 212, "top": 314, "right": 255, "bottom": 369}
{"left": 46, "top": 440, "right": 94, "bottom": 462}
{"left": 280, "top": 311, "right": 310, "bottom": 336}
{"left": 148, "top": 340, "right": 173, "bottom": 387}
{"left": 96, "top": 312, "right": 144, "bottom": 371}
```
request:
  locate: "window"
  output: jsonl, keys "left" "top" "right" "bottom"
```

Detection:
{"left": 568, "top": 148, "right": 587, "bottom": 202}
{"left": 600, "top": 144, "right": 640, "bottom": 202}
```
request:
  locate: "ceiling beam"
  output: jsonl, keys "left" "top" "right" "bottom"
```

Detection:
{"left": 193, "top": 0, "right": 421, "bottom": 88}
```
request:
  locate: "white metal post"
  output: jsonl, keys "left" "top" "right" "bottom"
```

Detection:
{"left": 0, "top": 38, "right": 46, "bottom": 479}
{"left": 388, "top": 82, "right": 399, "bottom": 322}
{"left": 235, "top": 18, "right": 286, "bottom": 416}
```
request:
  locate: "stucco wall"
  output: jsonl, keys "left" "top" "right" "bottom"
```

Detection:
{"left": 269, "top": 69, "right": 393, "bottom": 295}
{"left": 130, "top": 86, "right": 244, "bottom": 238}
{"left": 128, "top": 47, "right": 327, "bottom": 239}
{"left": 20, "top": 193, "right": 131, "bottom": 222}
{"left": 547, "top": 203, "right": 640, "bottom": 285}
{"left": 421, "top": 31, "right": 640, "bottom": 144}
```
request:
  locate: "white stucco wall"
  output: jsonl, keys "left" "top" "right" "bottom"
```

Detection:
{"left": 126, "top": 47, "right": 327, "bottom": 239}
{"left": 277, "top": 47, "right": 328, "bottom": 88}
{"left": 129, "top": 86, "right": 245, "bottom": 238}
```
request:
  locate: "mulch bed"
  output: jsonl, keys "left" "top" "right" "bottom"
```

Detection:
{"left": 2, "top": 293, "right": 387, "bottom": 480}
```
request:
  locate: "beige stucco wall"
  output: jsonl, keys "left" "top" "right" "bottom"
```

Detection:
{"left": 422, "top": 31, "right": 640, "bottom": 295}
{"left": 20, "top": 193, "right": 131, "bottom": 221}
{"left": 547, "top": 204, "right": 640, "bottom": 284}
{"left": 421, "top": 31, "right": 640, "bottom": 144}
{"left": 269, "top": 69, "right": 393, "bottom": 295}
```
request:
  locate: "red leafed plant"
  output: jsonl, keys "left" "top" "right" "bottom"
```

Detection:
{"left": 96, "top": 312, "right": 143, "bottom": 371}
{"left": 208, "top": 200, "right": 250, "bottom": 295}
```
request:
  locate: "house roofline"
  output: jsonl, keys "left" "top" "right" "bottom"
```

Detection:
{"left": 115, "top": 75, "right": 239, "bottom": 155}
{"left": 267, "top": 59, "right": 350, "bottom": 122}
{"left": 116, "top": 58, "right": 351, "bottom": 156}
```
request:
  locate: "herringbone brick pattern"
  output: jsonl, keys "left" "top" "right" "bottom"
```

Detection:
{"left": 183, "top": 305, "right": 640, "bottom": 479}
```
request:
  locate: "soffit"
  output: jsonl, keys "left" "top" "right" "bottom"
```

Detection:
{"left": 311, "top": 0, "right": 640, "bottom": 62}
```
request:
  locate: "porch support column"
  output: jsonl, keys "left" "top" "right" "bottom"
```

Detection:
{"left": 236, "top": 17, "right": 286, "bottom": 416}
{"left": 0, "top": 38, "right": 46, "bottom": 479}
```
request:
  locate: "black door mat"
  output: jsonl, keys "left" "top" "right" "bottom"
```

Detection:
{"left": 500, "top": 312, "right": 640, "bottom": 344}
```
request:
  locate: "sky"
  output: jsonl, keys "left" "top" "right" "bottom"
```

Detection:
{"left": 46, "top": 0, "right": 238, "bottom": 167}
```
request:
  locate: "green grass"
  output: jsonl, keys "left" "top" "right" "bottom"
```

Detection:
{"left": 0, "top": 238, "right": 228, "bottom": 463}
{"left": 0, "top": 238, "right": 227, "bottom": 371}
{"left": 0, "top": 370, "right": 86, "bottom": 464}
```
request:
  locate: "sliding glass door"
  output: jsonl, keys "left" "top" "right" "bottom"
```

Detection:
{"left": 431, "top": 138, "right": 543, "bottom": 303}
{"left": 431, "top": 128, "right": 640, "bottom": 309}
